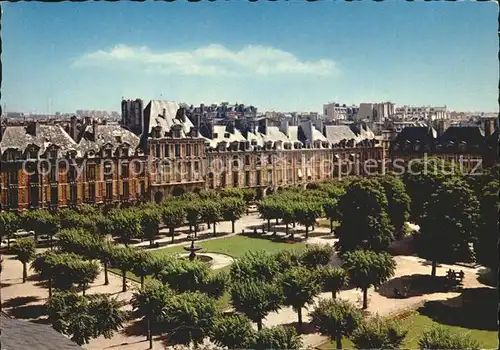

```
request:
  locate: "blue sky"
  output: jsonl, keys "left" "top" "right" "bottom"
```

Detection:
{"left": 2, "top": 1, "right": 498, "bottom": 114}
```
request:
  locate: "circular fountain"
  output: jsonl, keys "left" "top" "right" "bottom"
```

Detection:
{"left": 183, "top": 235, "right": 202, "bottom": 261}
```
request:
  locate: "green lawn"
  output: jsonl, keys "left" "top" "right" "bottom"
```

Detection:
{"left": 151, "top": 235, "right": 306, "bottom": 259}
{"left": 318, "top": 311, "right": 498, "bottom": 349}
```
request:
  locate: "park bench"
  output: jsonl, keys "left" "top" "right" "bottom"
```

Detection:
{"left": 445, "top": 269, "right": 465, "bottom": 287}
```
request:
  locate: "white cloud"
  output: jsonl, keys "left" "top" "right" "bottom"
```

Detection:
{"left": 72, "top": 44, "right": 338, "bottom": 77}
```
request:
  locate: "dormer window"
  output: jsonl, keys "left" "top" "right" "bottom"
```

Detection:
{"left": 49, "top": 149, "right": 58, "bottom": 159}
{"left": 115, "top": 136, "right": 122, "bottom": 143}
{"left": 224, "top": 133, "right": 230, "bottom": 138}
{"left": 105, "top": 149, "right": 113, "bottom": 158}
{"left": 122, "top": 147, "right": 129, "bottom": 157}
{"left": 251, "top": 140, "right": 257, "bottom": 146}
{"left": 28, "top": 149, "right": 38, "bottom": 159}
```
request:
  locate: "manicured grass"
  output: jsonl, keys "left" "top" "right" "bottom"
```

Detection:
{"left": 151, "top": 235, "right": 306, "bottom": 259}
{"left": 318, "top": 311, "right": 498, "bottom": 349}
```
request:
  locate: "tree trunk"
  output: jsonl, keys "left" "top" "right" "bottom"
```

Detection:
{"left": 194, "top": 225, "right": 198, "bottom": 238}
{"left": 276, "top": 218, "right": 279, "bottom": 224}
{"left": 82, "top": 284, "right": 86, "bottom": 296}
{"left": 330, "top": 218, "right": 333, "bottom": 233}
{"left": 297, "top": 308, "right": 303, "bottom": 329}
{"left": 49, "top": 234, "right": 53, "bottom": 250}
{"left": 207, "top": 222, "right": 211, "bottom": 229}
{"left": 257, "top": 319, "right": 263, "bottom": 331}
{"left": 104, "top": 262, "right": 109, "bottom": 285}
{"left": 305, "top": 226, "right": 309, "bottom": 239}
{"left": 22, "top": 262, "right": 27, "bottom": 283}
{"left": 189, "top": 225, "right": 192, "bottom": 234}
{"left": 293, "top": 222, "right": 296, "bottom": 228}
{"left": 335, "top": 333, "right": 342, "bottom": 349}
{"left": 267, "top": 219, "right": 271, "bottom": 231}
{"left": 213, "top": 222, "right": 216, "bottom": 236}
{"left": 122, "top": 270, "right": 127, "bottom": 292}
{"left": 147, "top": 317, "right": 153, "bottom": 349}
{"left": 332, "top": 290, "right": 336, "bottom": 299}
{"left": 141, "top": 275, "right": 145, "bottom": 289}
{"left": 431, "top": 260, "right": 437, "bottom": 277}
{"left": 231, "top": 220, "right": 235, "bottom": 233}
{"left": 48, "top": 278, "right": 52, "bottom": 298}
{"left": 170, "top": 227, "right": 175, "bottom": 243}
{"left": 286, "top": 223, "right": 289, "bottom": 235}
{"left": 362, "top": 287, "right": 368, "bottom": 309}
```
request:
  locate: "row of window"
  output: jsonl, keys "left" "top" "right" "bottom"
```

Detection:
{"left": 154, "top": 143, "right": 200, "bottom": 159}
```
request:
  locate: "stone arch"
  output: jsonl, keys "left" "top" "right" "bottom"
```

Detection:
{"left": 172, "top": 186, "right": 186, "bottom": 197}
{"left": 154, "top": 191, "right": 164, "bottom": 204}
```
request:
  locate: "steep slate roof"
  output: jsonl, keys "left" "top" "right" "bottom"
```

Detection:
{"left": 144, "top": 100, "right": 194, "bottom": 137}
{"left": 393, "top": 127, "right": 437, "bottom": 144}
{"left": 437, "top": 126, "right": 485, "bottom": 147}
{"left": 0, "top": 314, "right": 82, "bottom": 349}
{"left": 78, "top": 124, "right": 141, "bottom": 156}
{"left": 324, "top": 125, "right": 358, "bottom": 144}
{"left": 0, "top": 124, "right": 78, "bottom": 156}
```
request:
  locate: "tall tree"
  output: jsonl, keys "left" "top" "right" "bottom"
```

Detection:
{"left": 335, "top": 179, "right": 395, "bottom": 254}
{"left": 108, "top": 209, "right": 142, "bottom": 246}
{"left": 46, "top": 291, "right": 125, "bottom": 346}
{"left": 11, "top": 238, "right": 36, "bottom": 283}
{"left": 71, "top": 259, "right": 100, "bottom": 296}
{"left": 350, "top": 314, "right": 408, "bottom": 349}
{"left": 252, "top": 325, "right": 303, "bottom": 350}
{"left": 110, "top": 246, "right": 137, "bottom": 292}
{"left": 162, "top": 205, "right": 185, "bottom": 243}
{"left": 131, "top": 280, "right": 172, "bottom": 349}
{"left": 0, "top": 212, "right": 19, "bottom": 248}
{"left": 139, "top": 208, "right": 161, "bottom": 246}
{"left": 280, "top": 266, "right": 322, "bottom": 329}
{"left": 342, "top": 250, "right": 396, "bottom": 309}
{"left": 31, "top": 251, "right": 59, "bottom": 297}
{"left": 220, "top": 197, "right": 246, "bottom": 233}
{"left": 210, "top": 314, "right": 256, "bottom": 349}
{"left": 295, "top": 201, "right": 324, "bottom": 239}
{"left": 322, "top": 198, "right": 339, "bottom": 234}
{"left": 310, "top": 298, "right": 363, "bottom": 350}
{"left": 377, "top": 175, "right": 411, "bottom": 238}
{"left": 199, "top": 200, "right": 222, "bottom": 236}
{"left": 131, "top": 251, "right": 156, "bottom": 288}
{"left": 95, "top": 240, "right": 115, "bottom": 286}
{"left": 185, "top": 201, "right": 201, "bottom": 237}
{"left": 474, "top": 180, "right": 498, "bottom": 271}
{"left": 231, "top": 280, "right": 283, "bottom": 330}
{"left": 301, "top": 244, "right": 334, "bottom": 269}
{"left": 415, "top": 178, "right": 479, "bottom": 276}
{"left": 163, "top": 291, "right": 219, "bottom": 346}
{"left": 230, "top": 251, "right": 279, "bottom": 283}
{"left": 402, "top": 157, "right": 458, "bottom": 224}
{"left": 316, "top": 266, "right": 348, "bottom": 299}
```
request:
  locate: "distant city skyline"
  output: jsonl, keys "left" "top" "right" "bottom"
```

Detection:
{"left": 2, "top": 1, "right": 498, "bottom": 114}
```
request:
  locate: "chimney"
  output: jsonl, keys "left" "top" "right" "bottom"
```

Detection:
{"left": 207, "top": 120, "right": 214, "bottom": 139}
{"left": 92, "top": 119, "right": 98, "bottom": 141}
{"left": 279, "top": 119, "right": 289, "bottom": 136}
{"left": 163, "top": 108, "right": 166, "bottom": 119}
{"left": 70, "top": 115, "right": 78, "bottom": 141}
{"left": 27, "top": 121, "right": 40, "bottom": 137}
{"left": 314, "top": 119, "right": 324, "bottom": 136}
{"left": 484, "top": 118, "right": 495, "bottom": 137}
{"left": 227, "top": 120, "right": 235, "bottom": 134}
{"left": 259, "top": 118, "right": 268, "bottom": 135}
